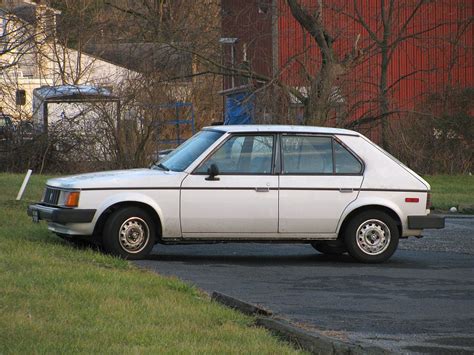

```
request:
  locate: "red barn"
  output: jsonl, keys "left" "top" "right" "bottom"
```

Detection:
{"left": 221, "top": 0, "right": 473, "bottom": 139}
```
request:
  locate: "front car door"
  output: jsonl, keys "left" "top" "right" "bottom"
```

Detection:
{"left": 180, "top": 134, "right": 278, "bottom": 238}
{"left": 278, "top": 134, "right": 364, "bottom": 237}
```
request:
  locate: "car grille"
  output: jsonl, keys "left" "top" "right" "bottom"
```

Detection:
{"left": 43, "top": 187, "right": 61, "bottom": 205}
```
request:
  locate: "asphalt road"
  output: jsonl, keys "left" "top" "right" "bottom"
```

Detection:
{"left": 135, "top": 218, "right": 474, "bottom": 354}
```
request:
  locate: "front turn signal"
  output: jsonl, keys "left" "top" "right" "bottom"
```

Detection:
{"left": 64, "top": 191, "right": 80, "bottom": 207}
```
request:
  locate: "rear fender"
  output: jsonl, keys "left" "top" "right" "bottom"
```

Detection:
{"left": 337, "top": 197, "right": 405, "bottom": 234}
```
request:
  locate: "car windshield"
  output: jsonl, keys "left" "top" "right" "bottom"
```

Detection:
{"left": 152, "top": 130, "right": 224, "bottom": 172}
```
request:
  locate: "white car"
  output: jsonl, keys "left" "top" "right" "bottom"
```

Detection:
{"left": 28, "top": 125, "right": 444, "bottom": 263}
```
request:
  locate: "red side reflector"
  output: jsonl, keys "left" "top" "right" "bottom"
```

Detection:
{"left": 405, "top": 197, "right": 419, "bottom": 203}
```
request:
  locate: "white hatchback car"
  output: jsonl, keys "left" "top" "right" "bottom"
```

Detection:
{"left": 28, "top": 125, "right": 444, "bottom": 263}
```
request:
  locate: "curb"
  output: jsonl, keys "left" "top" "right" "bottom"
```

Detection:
{"left": 256, "top": 318, "right": 391, "bottom": 355}
{"left": 212, "top": 292, "right": 392, "bottom": 355}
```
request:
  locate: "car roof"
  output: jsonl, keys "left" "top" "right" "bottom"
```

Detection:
{"left": 203, "top": 125, "right": 360, "bottom": 136}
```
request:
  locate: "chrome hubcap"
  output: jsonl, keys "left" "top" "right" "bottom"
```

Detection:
{"left": 119, "top": 217, "right": 149, "bottom": 254}
{"left": 356, "top": 219, "right": 391, "bottom": 255}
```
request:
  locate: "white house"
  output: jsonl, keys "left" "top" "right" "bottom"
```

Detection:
{"left": 0, "top": 0, "right": 135, "bottom": 120}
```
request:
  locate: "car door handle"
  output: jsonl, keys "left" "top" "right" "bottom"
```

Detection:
{"left": 339, "top": 188, "right": 354, "bottom": 193}
{"left": 255, "top": 187, "right": 270, "bottom": 192}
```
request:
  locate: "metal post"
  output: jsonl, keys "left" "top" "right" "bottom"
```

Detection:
{"left": 43, "top": 102, "right": 48, "bottom": 134}
{"left": 16, "top": 170, "right": 32, "bottom": 200}
{"left": 231, "top": 44, "right": 235, "bottom": 88}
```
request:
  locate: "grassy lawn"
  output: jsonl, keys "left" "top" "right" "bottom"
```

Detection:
{"left": 0, "top": 173, "right": 470, "bottom": 353}
{"left": 0, "top": 173, "right": 303, "bottom": 354}
{"left": 424, "top": 175, "right": 474, "bottom": 211}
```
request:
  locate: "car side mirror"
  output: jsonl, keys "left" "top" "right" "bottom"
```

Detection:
{"left": 205, "top": 163, "right": 220, "bottom": 181}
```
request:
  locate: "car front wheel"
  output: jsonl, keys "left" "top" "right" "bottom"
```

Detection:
{"left": 102, "top": 206, "right": 156, "bottom": 259}
{"left": 344, "top": 210, "right": 399, "bottom": 263}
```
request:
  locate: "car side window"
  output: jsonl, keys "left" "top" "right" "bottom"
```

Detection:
{"left": 282, "top": 136, "right": 333, "bottom": 174}
{"left": 334, "top": 140, "right": 362, "bottom": 174}
{"left": 195, "top": 135, "right": 274, "bottom": 174}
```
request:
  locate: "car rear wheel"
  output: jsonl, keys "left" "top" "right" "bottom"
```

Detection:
{"left": 311, "top": 241, "right": 347, "bottom": 255}
{"left": 102, "top": 206, "right": 155, "bottom": 259}
{"left": 344, "top": 210, "right": 399, "bottom": 263}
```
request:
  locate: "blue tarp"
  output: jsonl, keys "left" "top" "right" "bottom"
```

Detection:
{"left": 224, "top": 91, "right": 254, "bottom": 125}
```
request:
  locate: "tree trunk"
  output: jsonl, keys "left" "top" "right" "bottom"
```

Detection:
{"left": 286, "top": 1, "right": 362, "bottom": 128}
{"left": 303, "top": 58, "right": 340, "bottom": 126}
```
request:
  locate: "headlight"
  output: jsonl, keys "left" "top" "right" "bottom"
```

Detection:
{"left": 59, "top": 191, "right": 80, "bottom": 207}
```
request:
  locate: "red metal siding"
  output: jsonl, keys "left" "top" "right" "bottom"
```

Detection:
{"left": 278, "top": 0, "right": 474, "bottom": 123}
{"left": 220, "top": 1, "right": 473, "bottom": 133}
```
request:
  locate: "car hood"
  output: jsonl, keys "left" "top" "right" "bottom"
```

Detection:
{"left": 47, "top": 169, "right": 186, "bottom": 189}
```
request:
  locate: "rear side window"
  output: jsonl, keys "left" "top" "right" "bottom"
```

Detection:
{"left": 334, "top": 141, "right": 363, "bottom": 174}
{"left": 281, "top": 135, "right": 362, "bottom": 175}
{"left": 282, "top": 136, "right": 333, "bottom": 174}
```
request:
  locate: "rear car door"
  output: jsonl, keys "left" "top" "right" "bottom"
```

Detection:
{"left": 278, "top": 134, "right": 364, "bottom": 235}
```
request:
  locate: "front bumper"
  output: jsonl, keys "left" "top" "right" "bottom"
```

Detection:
{"left": 407, "top": 215, "right": 445, "bottom": 229}
{"left": 27, "top": 204, "right": 96, "bottom": 224}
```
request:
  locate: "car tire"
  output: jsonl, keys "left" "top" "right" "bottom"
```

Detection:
{"left": 311, "top": 241, "right": 347, "bottom": 255}
{"left": 344, "top": 210, "right": 399, "bottom": 263}
{"left": 102, "top": 206, "right": 156, "bottom": 259}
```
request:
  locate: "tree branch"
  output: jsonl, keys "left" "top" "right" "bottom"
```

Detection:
{"left": 287, "top": 0, "right": 332, "bottom": 57}
{"left": 353, "top": 0, "right": 381, "bottom": 45}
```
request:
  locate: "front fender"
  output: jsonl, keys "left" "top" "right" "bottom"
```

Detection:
{"left": 93, "top": 192, "right": 165, "bottom": 232}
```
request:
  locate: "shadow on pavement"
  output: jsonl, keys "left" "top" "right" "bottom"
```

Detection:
{"left": 143, "top": 244, "right": 473, "bottom": 270}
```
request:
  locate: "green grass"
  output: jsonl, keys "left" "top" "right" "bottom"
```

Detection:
{"left": 424, "top": 175, "right": 474, "bottom": 211}
{"left": 0, "top": 173, "right": 303, "bottom": 354}
{"left": 1, "top": 172, "right": 469, "bottom": 353}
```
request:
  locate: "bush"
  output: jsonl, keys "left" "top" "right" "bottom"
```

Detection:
{"left": 390, "top": 87, "right": 473, "bottom": 174}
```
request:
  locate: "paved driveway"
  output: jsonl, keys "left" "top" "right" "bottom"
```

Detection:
{"left": 135, "top": 218, "right": 474, "bottom": 354}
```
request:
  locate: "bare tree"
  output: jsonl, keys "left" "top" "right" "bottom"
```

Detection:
{"left": 0, "top": 9, "right": 38, "bottom": 71}
{"left": 99, "top": 0, "right": 223, "bottom": 126}
{"left": 328, "top": 0, "right": 472, "bottom": 148}
{"left": 387, "top": 9, "right": 473, "bottom": 174}
{"left": 0, "top": 6, "right": 53, "bottom": 120}
{"left": 284, "top": 0, "right": 364, "bottom": 125}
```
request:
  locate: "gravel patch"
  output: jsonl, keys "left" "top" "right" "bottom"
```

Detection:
{"left": 400, "top": 218, "right": 474, "bottom": 255}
